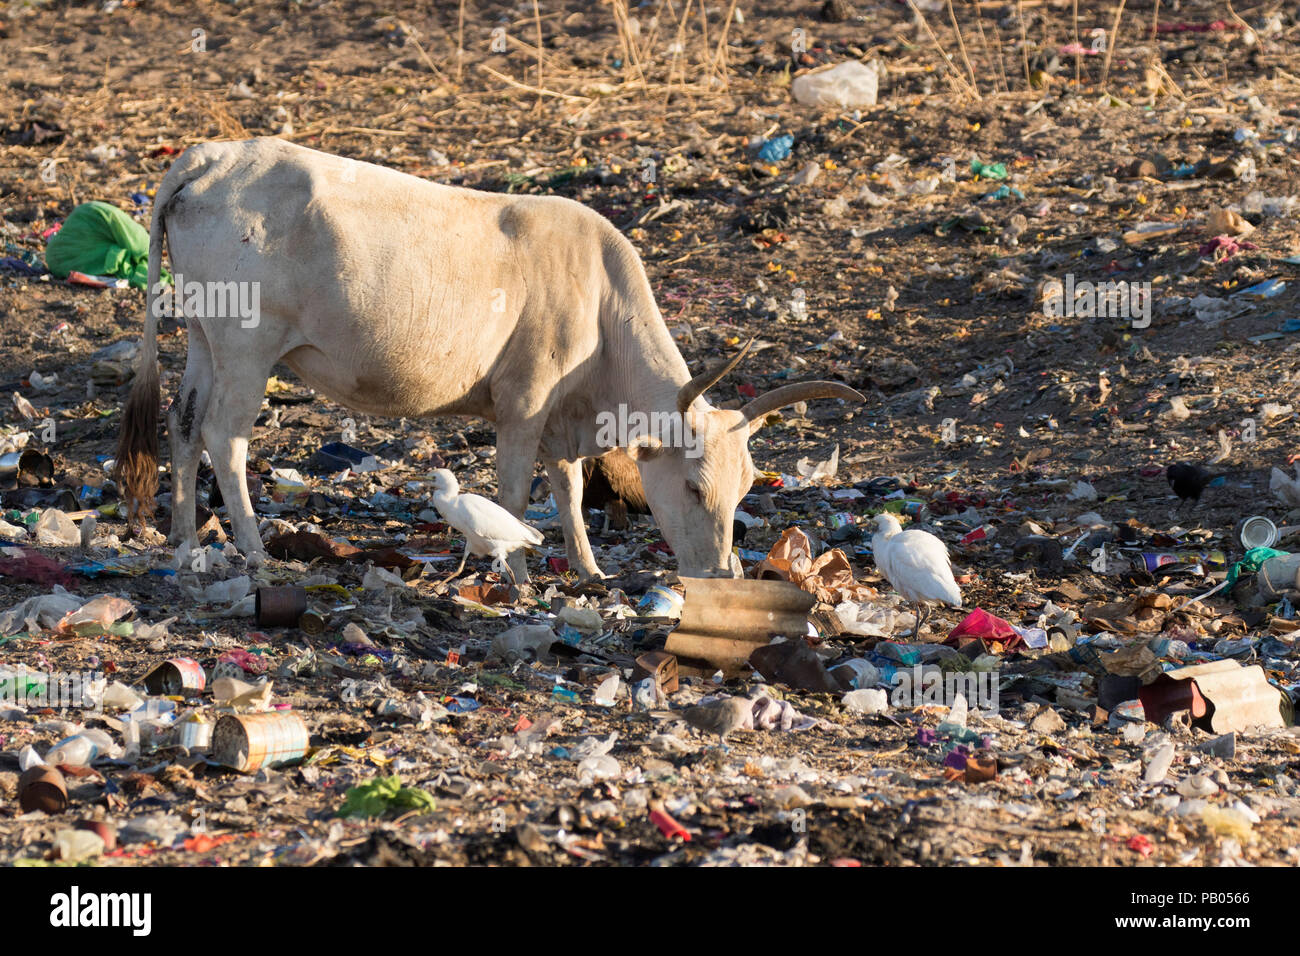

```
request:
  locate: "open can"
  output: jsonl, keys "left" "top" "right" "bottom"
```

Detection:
{"left": 143, "top": 658, "right": 206, "bottom": 696}
{"left": 211, "top": 711, "right": 309, "bottom": 772}
{"left": 1236, "top": 515, "right": 1278, "bottom": 550}
{"left": 255, "top": 586, "right": 308, "bottom": 627}
{"left": 19, "top": 765, "right": 68, "bottom": 813}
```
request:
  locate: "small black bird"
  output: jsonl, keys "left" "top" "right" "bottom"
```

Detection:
{"left": 732, "top": 519, "right": 749, "bottom": 545}
{"left": 1166, "top": 463, "right": 1224, "bottom": 505}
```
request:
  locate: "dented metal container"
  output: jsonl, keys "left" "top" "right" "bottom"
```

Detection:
{"left": 211, "top": 711, "right": 309, "bottom": 772}
{"left": 143, "top": 657, "right": 206, "bottom": 696}
{"left": 19, "top": 764, "right": 68, "bottom": 814}
{"left": 255, "top": 586, "right": 309, "bottom": 628}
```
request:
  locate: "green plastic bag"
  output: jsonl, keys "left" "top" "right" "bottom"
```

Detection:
{"left": 337, "top": 775, "right": 437, "bottom": 819}
{"left": 44, "top": 201, "right": 170, "bottom": 290}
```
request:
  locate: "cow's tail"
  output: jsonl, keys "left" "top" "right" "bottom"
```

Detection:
{"left": 114, "top": 150, "right": 208, "bottom": 529}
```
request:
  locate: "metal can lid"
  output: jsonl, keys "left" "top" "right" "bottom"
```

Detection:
{"left": 1237, "top": 515, "right": 1278, "bottom": 550}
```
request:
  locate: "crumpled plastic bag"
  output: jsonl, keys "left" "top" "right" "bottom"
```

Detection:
{"left": 0, "top": 586, "right": 83, "bottom": 636}
{"left": 56, "top": 593, "right": 134, "bottom": 635}
{"left": 1269, "top": 464, "right": 1300, "bottom": 508}
{"left": 946, "top": 607, "right": 1044, "bottom": 651}
{"left": 489, "top": 624, "right": 557, "bottom": 662}
{"left": 337, "top": 776, "right": 437, "bottom": 818}
{"left": 834, "top": 597, "right": 907, "bottom": 637}
{"left": 791, "top": 60, "right": 881, "bottom": 109}
{"left": 753, "top": 527, "right": 875, "bottom": 603}
{"left": 44, "top": 201, "right": 170, "bottom": 289}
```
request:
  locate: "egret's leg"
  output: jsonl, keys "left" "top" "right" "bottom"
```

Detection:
{"left": 443, "top": 540, "right": 472, "bottom": 583}
{"left": 914, "top": 603, "right": 923, "bottom": 637}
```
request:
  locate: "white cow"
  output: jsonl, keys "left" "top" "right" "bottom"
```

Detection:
{"left": 116, "top": 138, "right": 862, "bottom": 580}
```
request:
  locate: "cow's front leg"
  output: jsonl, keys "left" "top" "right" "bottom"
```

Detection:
{"left": 495, "top": 423, "right": 543, "bottom": 585}
{"left": 545, "top": 457, "right": 603, "bottom": 581}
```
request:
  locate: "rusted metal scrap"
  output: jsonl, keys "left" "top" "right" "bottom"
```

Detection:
{"left": 664, "top": 577, "right": 815, "bottom": 676}
{"left": 1138, "top": 659, "right": 1291, "bottom": 734}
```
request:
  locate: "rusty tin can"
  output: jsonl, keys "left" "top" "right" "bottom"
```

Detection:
{"left": 19, "top": 764, "right": 68, "bottom": 814}
{"left": 255, "top": 586, "right": 309, "bottom": 628}
{"left": 143, "top": 658, "right": 206, "bottom": 696}
{"left": 211, "top": 711, "right": 310, "bottom": 772}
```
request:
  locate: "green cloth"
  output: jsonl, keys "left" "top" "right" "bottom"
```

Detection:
{"left": 337, "top": 776, "right": 437, "bottom": 819}
{"left": 44, "top": 201, "right": 170, "bottom": 290}
{"left": 1225, "top": 547, "right": 1289, "bottom": 589}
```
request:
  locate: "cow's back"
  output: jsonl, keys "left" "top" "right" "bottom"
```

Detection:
{"left": 161, "top": 138, "right": 620, "bottom": 419}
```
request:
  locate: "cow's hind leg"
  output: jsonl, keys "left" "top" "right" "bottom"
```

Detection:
{"left": 200, "top": 351, "right": 275, "bottom": 561}
{"left": 545, "top": 458, "right": 603, "bottom": 581}
{"left": 167, "top": 321, "right": 214, "bottom": 553}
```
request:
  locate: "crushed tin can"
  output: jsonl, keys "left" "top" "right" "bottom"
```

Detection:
{"left": 143, "top": 658, "right": 206, "bottom": 696}
{"left": 882, "top": 498, "right": 929, "bottom": 520}
{"left": 19, "top": 764, "right": 68, "bottom": 814}
{"left": 828, "top": 511, "right": 856, "bottom": 531}
{"left": 1138, "top": 550, "right": 1226, "bottom": 572}
{"left": 211, "top": 711, "right": 309, "bottom": 772}
{"left": 297, "top": 610, "right": 327, "bottom": 635}
{"left": 637, "top": 585, "right": 684, "bottom": 619}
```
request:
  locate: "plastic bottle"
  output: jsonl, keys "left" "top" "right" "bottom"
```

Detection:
{"left": 46, "top": 732, "right": 103, "bottom": 767}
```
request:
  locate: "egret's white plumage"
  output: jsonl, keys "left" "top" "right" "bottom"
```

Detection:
{"left": 871, "top": 512, "right": 962, "bottom": 635}
{"left": 430, "top": 469, "right": 544, "bottom": 584}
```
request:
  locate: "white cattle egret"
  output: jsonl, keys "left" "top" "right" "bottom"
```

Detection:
{"left": 871, "top": 512, "right": 962, "bottom": 636}
{"left": 429, "top": 469, "right": 544, "bottom": 585}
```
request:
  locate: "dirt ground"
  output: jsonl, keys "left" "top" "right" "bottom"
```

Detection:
{"left": 1, "top": 0, "right": 1300, "bottom": 867}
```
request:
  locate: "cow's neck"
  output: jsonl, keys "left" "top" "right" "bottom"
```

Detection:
{"left": 597, "top": 254, "right": 691, "bottom": 417}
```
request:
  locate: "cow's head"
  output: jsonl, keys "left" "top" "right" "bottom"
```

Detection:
{"left": 627, "top": 340, "right": 864, "bottom": 578}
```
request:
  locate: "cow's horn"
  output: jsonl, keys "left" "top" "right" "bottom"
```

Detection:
{"left": 742, "top": 381, "right": 866, "bottom": 430}
{"left": 676, "top": 338, "right": 755, "bottom": 415}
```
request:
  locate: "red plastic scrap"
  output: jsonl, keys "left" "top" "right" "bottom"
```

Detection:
{"left": 946, "top": 608, "right": 1024, "bottom": 651}
{"left": 1127, "top": 834, "right": 1154, "bottom": 858}
{"left": 650, "top": 808, "right": 691, "bottom": 842}
{"left": 1157, "top": 19, "right": 1239, "bottom": 32}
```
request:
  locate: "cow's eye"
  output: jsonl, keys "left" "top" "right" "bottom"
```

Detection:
{"left": 686, "top": 480, "right": 703, "bottom": 502}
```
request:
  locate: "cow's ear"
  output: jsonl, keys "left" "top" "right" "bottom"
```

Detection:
{"left": 624, "top": 435, "right": 664, "bottom": 461}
